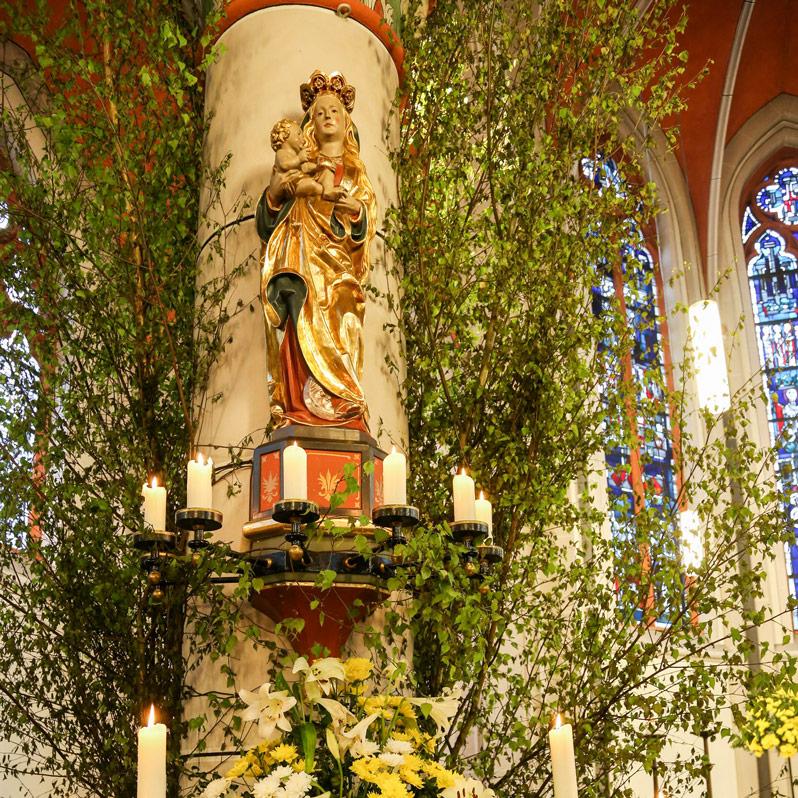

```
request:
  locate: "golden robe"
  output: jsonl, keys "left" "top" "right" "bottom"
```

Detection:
{"left": 256, "top": 160, "right": 377, "bottom": 430}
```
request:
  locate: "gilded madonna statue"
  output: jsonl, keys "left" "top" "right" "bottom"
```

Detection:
{"left": 256, "top": 70, "right": 377, "bottom": 432}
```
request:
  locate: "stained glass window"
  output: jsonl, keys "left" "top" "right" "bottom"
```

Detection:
{"left": 584, "top": 155, "right": 680, "bottom": 624}
{"left": 742, "top": 159, "right": 798, "bottom": 628}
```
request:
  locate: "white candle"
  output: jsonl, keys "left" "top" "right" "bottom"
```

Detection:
{"left": 383, "top": 446, "right": 407, "bottom": 505}
{"left": 453, "top": 468, "right": 475, "bottom": 522}
{"left": 475, "top": 490, "right": 493, "bottom": 533}
{"left": 137, "top": 704, "right": 166, "bottom": 798}
{"left": 142, "top": 477, "right": 166, "bottom": 532}
{"left": 283, "top": 441, "right": 307, "bottom": 500}
{"left": 549, "top": 714, "right": 579, "bottom": 798}
{"left": 187, "top": 452, "right": 213, "bottom": 508}
{"left": 688, "top": 299, "right": 730, "bottom": 415}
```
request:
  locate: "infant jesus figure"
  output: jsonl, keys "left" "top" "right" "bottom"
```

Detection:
{"left": 269, "top": 118, "right": 348, "bottom": 202}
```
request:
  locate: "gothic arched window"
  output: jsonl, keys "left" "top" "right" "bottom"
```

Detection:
{"left": 741, "top": 159, "right": 798, "bottom": 626}
{"left": 584, "top": 155, "right": 681, "bottom": 624}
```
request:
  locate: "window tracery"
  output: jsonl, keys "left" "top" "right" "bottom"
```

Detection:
{"left": 741, "top": 158, "right": 798, "bottom": 626}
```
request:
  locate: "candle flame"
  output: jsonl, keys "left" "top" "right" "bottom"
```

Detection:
{"left": 460, "top": 467, "right": 466, "bottom": 476}
{"left": 479, "top": 490, "right": 485, "bottom": 500}
{"left": 197, "top": 452, "right": 204, "bottom": 466}
{"left": 292, "top": 441, "right": 298, "bottom": 448}
{"left": 148, "top": 704, "right": 155, "bottom": 727}
{"left": 151, "top": 476, "right": 158, "bottom": 489}
{"left": 391, "top": 445, "right": 396, "bottom": 454}
{"left": 553, "top": 712, "right": 562, "bottom": 730}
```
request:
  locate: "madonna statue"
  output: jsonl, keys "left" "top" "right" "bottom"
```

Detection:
{"left": 256, "top": 70, "right": 377, "bottom": 433}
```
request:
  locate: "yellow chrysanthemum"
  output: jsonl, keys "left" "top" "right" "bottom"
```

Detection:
{"left": 420, "top": 759, "right": 458, "bottom": 788}
{"left": 344, "top": 657, "right": 373, "bottom": 682}
{"left": 353, "top": 756, "right": 386, "bottom": 784}
{"left": 762, "top": 733, "right": 780, "bottom": 750}
{"left": 225, "top": 756, "right": 250, "bottom": 778}
{"left": 370, "top": 771, "right": 411, "bottom": 798}
{"left": 781, "top": 744, "right": 798, "bottom": 758}
{"left": 399, "top": 766, "right": 424, "bottom": 788}
{"left": 270, "top": 743, "right": 299, "bottom": 763}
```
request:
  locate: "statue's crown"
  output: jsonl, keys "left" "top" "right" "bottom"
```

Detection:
{"left": 300, "top": 70, "right": 356, "bottom": 113}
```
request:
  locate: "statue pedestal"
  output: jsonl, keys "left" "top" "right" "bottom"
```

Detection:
{"left": 244, "top": 424, "right": 390, "bottom": 656}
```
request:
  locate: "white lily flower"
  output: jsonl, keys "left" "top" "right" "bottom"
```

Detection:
{"left": 341, "top": 713, "right": 380, "bottom": 758}
{"left": 292, "top": 656, "right": 345, "bottom": 700}
{"left": 239, "top": 681, "right": 297, "bottom": 741}
{"left": 442, "top": 777, "right": 496, "bottom": 798}
{"left": 202, "top": 777, "right": 230, "bottom": 798}
{"left": 408, "top": 689, "right": 462, "bottom": 736}
{"left": 315, "top": 696, "right": 355, "bottom": 725}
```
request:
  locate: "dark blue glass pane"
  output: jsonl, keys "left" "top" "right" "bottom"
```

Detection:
{"left": 742, "top": 206, "right": 760, "bottom": 243}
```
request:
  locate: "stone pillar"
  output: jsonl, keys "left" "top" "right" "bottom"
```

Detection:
{"left": 198, "top": 1, "right": 405, "bottom": 546}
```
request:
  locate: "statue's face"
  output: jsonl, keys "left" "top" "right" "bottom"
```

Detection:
{"left": 313, "top": 94, "right": 344, "bottom": 142}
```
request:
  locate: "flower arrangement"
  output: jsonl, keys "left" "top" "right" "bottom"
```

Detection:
{"left": 200, "top": 656, "right": 495, "bottom": 798}
{"left": 738, "top": 683, "right": 798, "bottom": 758}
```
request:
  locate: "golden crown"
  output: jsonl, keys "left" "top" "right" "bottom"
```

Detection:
{"left": 300, "top": 70, "right": 356, "bottom": 113}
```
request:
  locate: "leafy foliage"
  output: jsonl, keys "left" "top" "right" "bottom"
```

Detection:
{"left": 0, "top": 1, "right": 251, "bottom": 794}
{"left": 380, "top": 1, "right": 794, "bottom": 796}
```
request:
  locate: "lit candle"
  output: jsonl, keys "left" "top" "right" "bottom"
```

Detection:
{"left": 283, "top": 441, "right": 307, "bottom": 500}
{"left": 475, "top": 490, "right": 493, "bottom": 533}
{"left": 187, "top": 452, "right": 213, "bottom": 508}
{"left": 137, "top": 704, "right": 166, "bottom": 798}
{"left": 142, "top": 477, "right": 167, "bottom": 532}
{"left": 383, "top": 446, "right": 407, "bottom": 505}
{"left": 453, "top": 468, "right": 475, "bottom": 522}
{"left": 548, "top": 713, "right": 579, "bottom": 798}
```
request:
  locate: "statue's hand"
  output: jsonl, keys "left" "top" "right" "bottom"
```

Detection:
{"left": 333, "top": 196, "right": 362, "bottom": 219}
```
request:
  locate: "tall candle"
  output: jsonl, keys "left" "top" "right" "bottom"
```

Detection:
{"left": 137, "top": 705, "right": 166, "bottom": 798}
{"left": 453, "top": 469, "right": 476, "bottom": 522}
{"left": 142, "top": 477, "right": 167, "bottom": 532}
{"left": 383, "top": 446, "right": 407, "bottom": 505}
{"left": 187, "top": 452, "right": 213, "bottom": 508}
{"left": 475, "top": 491, "right": 493, "bottom": 533}
{"left": 283, "top": 442, "right": 308, "bottom": 500}
{"left": 548, "top": 714, "right": 579, "bottom": 798}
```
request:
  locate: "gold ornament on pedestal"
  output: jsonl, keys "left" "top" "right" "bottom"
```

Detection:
{"left": 256, "top": 70, "right": 377, "bottom": 432}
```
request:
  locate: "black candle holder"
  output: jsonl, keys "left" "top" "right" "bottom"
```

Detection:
{"left": 132, "top": 530, "right": 177, "bottom": 601}
{"left": 373, "top": 503, "right": 420, "bottom": 550}
{"left": 477, "top": 542, "right": 504, "bottom": 565}
{"left": 176, "top": 507, "right": 223, "bottom": 553}
{"left": 450, "top": 519, "right": 489, "bottom": 543}
{"left": 272, "top": 499, "right": 319, "bottom": 568}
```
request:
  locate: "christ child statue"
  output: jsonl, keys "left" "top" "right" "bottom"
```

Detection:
{"left": 269, "top": 118, "right": 348, "bottom": 202}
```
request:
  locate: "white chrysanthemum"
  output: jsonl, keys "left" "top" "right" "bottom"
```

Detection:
{"left": 385, "top": 737, "right": 414, "bottom": 755}
{"left": 378, "top": 751, "right": 405, "bottom": 767}
{"left": 202, "top": 777, "right": 230, "bottom": 798}
{"left": 252, "top": 778, "right": 277, "bottom": 798}
{"left": 239, "top": 682, "right": 297, "bottom": 741}
{"left": 283, "top": 770, "right": 313, "bottom": 798}
{"left": 349, "top": 736, "right": 380, "bottom": 759}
